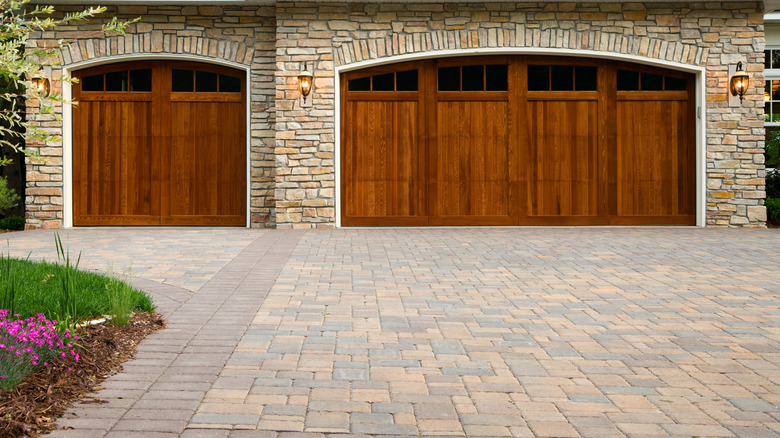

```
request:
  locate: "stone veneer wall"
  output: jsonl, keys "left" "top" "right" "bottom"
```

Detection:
{"left": 26, "top": 1, "right": 766, "bottom": 228}
{"left": 24, "top": 5, "right": 276, "bottom": 228}
{"left": 274, "top": 1, "right": 766, "bottom": 228}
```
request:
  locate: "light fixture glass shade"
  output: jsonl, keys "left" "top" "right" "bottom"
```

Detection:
{"left": 730, "top": 61, "right": 749, "bottom": 104}
{"left": 30, "top": 76, "right": 50, "bottom": 96}
{"left": 298, "top": 63, "right": 313, "bottom": 103}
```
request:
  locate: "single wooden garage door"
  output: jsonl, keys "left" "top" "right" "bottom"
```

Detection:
{"left": 73, "top": 61, "right": 246, "bottom": 226}
{"left": 341, "top": 57, "right": 695, "bottom": 226}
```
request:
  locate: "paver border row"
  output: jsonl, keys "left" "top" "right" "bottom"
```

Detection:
{"left": 50, "top": 230, "right": 305, "bottom": 437}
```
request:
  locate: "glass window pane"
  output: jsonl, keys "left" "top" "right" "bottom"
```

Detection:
{"left": 766, "top": 102, "right": 772, "bottom": 123}
{"left": 396, "top": 70, "right": 418, "bottom": 91}
{"left": 105, "top": 71, "right": 128, "bottom": 91}
{"left": 172, "top": 69, "right": 194, "bottom": 92}
{"left": 486, "top": 64, "right": 508, "bottom": 91}
{"left": 551, "top": 65, "right": 574, "bottom": 91}
{"left": 575, "top": 66, "right": 597, "bottom": 91}
{"left": 462, "top": 65, "right": 484, "bottom": 91}
{"left": 438, "top": 66, "right": 460, "bottom": 91}
{"left": 348, "top": 76, "right": 370, "bottom": 91}
{"left": 219, "top": 74, "right": 241, "bottom": 92}
{"left": 528, "top": 65, "right": 549, "bottom": 91}
{"left": 372, "top": 73, "right": 394, "bottom": 91}
{"left": 617, "top": 70, "right": 639, "bottom": 91}
{"left": 766, "top": 50, "right": 772, "bottom": 69}
{"left": 81, "top": 74, "right": 103, "bottom": 91}
{"left": 195, "top": 70, "right": 218, "bottom": 92}
{"left": 665, "top": 76, "right": 687, "bottom": 91}
{"left": 641, "top": 72, "right": 663, "bottom": 91}
{"left": 129, "top": 69, "right": 151, "bottom": 92}
{"left": 773, "top": 80, "right": 780, "bottom": 101}
{"left": 773, "top": 51, "right": 780, "bottom": 70}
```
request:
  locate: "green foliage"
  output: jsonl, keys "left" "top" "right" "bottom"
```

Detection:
{"left": 0, "top": 312, "right": 79, "bottom": 390}
{"left": 53, "top": 232, "right": 81, "bottom": 333}
{"left": 0, "top": 257, "right": 154, "bottom": 320}
{"left": 767, "top": 169, "right": 780, "bottom": 199}
{"left": 767, "top": 132, "right": 779, "bottom": 169}
{"left": 0, "top": 216, "right": 24, "bottom": 230}
{"left": 0, "top": 176, "right": 20, "bottom": 216}
{"left": 1, "top": 0, "right": 138, "bottom": 164}
{"left": 106, "top": 274, "right": 135, "bottom": 327}
{"left": 766, "top": 197, "right": 780, "bottom": 224}
{"left": 0, "top": 249, "right": 28, "bottom": 316}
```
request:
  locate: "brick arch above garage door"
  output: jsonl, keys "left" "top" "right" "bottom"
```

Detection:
{"left": 340, "top": 56, "right": 696, "bottom": 226}
{"left": 72, "top": 60, "right": 247, "bottom": 226}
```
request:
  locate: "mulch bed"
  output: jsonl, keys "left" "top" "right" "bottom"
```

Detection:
{"left": 0, "top": 313, "right": 165, "bottom": 437}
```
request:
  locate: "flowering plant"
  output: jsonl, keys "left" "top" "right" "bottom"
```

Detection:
{"left": 0, "top": 310, "right": 79, "bottom": 390}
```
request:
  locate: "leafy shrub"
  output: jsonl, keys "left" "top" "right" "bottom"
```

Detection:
{"left": 766, "top": 197, "right": 780, "bottom": 224}
{"left": 766, "top": 131, "right": 780, "bottom": 168}
{"left": 767, "top": 169, "right": 780, "bottom": 199}
{"left": 0, "top": 216, "right": 25, "bottom": 230}
{"left": 0, "top": 176, "right": 20, "bottom": 217}
{"left": 0, "top": 311, "right": 79, "bottom": 390}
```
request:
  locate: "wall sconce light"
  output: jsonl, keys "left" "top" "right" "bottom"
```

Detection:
{"left": 298, "top": 63, "right": 313, "bottom": 104}
{"left": 730, "top": 61, "right": 749, "bottom": 104}
{"left": 29, "top": 66, "right": 51, "bottom": 97}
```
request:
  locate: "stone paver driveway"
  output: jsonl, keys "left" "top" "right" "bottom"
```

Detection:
{"left": 4, "top": 227, "right": 780, "bottom": 437}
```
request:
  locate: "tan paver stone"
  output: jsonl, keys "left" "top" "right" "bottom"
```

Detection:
{"left": 527, "top": 420, "right": 579, "bottom": 437}
{"left": 662, "top": 423, "right": 736, "bottom": 436}
{"left": 309, "top": 388, "right": 349, "bottom": 401}
{"left": 257, "top": 419, "right": 305, "bottom": 432}
{"left": 417, "top": 419, "right": 465, "bottom": 434}
{"left": 197, "top": 403, "right": 264, "bottom": 415}
{"left": 608, "top": 394, "right": 656, "bottom": 410}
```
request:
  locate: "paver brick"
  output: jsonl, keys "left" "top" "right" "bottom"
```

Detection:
{"left": 23, "top": 228, "right": 780, "bottom": 437}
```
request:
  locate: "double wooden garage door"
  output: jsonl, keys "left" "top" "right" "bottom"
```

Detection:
{"left": 73, "top": 61, "right": 246, "bottom": 225}
{"left": 341, "top": 56, "right": 696, "bottom": 226}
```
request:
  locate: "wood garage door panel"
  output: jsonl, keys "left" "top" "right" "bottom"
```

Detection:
{"left": 431, "top": 100, "right": 513, "bottom": 223}
{"left": 340, "top": 58, "right": 696, "bottom": 227}
{"left": 165, "top": 101, "right": 245, "bottom": 225}
{"left": 616, "top": 99, "right": 694, "bottom": 218}
{"left": 342, "top": 100, "right": 424, "bottom": 223}
{"left": 73, "top": 101, "right": 157, "bottom": 224}
{"left": 73, "top": 61, "right": 246, "bottom": 226}
{"left": 527, "top": 100, "right": 599, "bottom": 217}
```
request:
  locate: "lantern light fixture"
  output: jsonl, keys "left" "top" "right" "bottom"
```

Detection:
{"left": 298, "top": 63, "right": 313, "bottom": 104}
{"left": 730, "top": 61, "right": 749, "bottom": 104}
{"left": 29, "top": 66, "right": 51, "bottom": 97}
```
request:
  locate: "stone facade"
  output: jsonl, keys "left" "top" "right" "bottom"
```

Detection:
{"left": 25, "top": 1, "right": 767, "bottom": 228}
